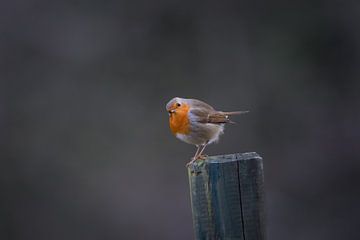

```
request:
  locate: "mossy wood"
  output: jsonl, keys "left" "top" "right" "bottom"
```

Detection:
{"left": 188, "top": 152, "right": 265, "bottom": 240}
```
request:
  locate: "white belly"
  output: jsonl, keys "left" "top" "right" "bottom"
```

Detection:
{"left": 176, "top": 133, "right": 194, "bottom": 144}
{"left": 176, "top": 124, "right": 224, "bottom": 145}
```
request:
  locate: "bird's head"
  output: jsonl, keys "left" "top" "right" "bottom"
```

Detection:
{"left": 166, "top": 97, "right": 188, "bottom": 115}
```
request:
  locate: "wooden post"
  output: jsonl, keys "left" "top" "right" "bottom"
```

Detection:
{"left": 187, "top": 152, "right": 265, "bottom": 240}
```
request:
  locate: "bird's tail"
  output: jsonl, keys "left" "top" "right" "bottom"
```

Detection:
{"left": 223, "top": 110, "right": 249, "bottom": 115}
{"left": 223, "top": 111, "right": 249, "bottom": 124}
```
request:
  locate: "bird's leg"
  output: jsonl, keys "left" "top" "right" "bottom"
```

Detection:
{"left": 192, "top": 145, "right": 201, "bottom": 160}
{"left": 186, "top": 143, "right": 208, "bottom": 166}
{"left": 197, "top": 142, "right": 208, "bottom": 159}
{"left": 186, "top": 145, "right": 203, "bottom": 166}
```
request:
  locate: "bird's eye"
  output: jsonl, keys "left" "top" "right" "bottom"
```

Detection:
{"left": 176, "top": 103, "right": 181, "bottom": 107}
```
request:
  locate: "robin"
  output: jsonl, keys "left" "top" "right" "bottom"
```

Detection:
{"left": 166, "top": 97, "right": 248, "bottom": 165}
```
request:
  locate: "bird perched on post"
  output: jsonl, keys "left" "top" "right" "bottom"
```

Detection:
{"left": 166, "top": 97, "right": 248, "bottom": 165}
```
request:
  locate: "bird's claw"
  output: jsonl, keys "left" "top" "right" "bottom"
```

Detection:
{"left": 196, "top": 154, "right": 208, "bottom": 160}
{"left": 186, "top": 155, "right": 208, "bottom": 167}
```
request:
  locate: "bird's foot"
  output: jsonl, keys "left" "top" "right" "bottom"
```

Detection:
{"left": 186, "top": 155, "right": 208, "bottom": 167}
{"left": 196, "top": 154, "right": 208, "bottom": 160}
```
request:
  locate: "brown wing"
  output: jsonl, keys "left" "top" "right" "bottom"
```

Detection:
{"left": 190, "top": 109, "right": 230, "bottom": 124}
{"left": 190, "top": 109, "right": 249, "bottom": 124}
{"left": 207, "top": 112, "right": 231, "bottom": 124}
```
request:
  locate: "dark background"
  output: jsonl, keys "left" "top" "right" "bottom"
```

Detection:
{"left": 1, "top": 0, "right": 360, "bottom": 239}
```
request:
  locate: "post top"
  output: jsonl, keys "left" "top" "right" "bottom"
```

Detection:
{"left": 188, "top": 152, "right": 262, "bottom": 168}
{"left": 205, "top": 152, "right": 262, "bottom": 163}
{"left": 188, "top": 152, "right": 262, "bottom": 175}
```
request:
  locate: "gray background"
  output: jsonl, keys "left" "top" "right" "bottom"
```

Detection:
{"left": 1, "top": 0, "right": 360, "bottom": 239}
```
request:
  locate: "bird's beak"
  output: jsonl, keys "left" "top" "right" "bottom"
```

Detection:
{"left": 167, "top": 104, "right": 177, "bottom": 115}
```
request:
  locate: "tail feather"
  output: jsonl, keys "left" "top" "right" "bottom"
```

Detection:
{"left": 223, "top": 110, "right": 249, "bottom": 115}
{"left": 223, "top": 110, "right": 249, "bottom": 124}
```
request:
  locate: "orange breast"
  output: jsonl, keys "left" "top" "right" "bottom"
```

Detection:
{"left": 169, "top": 104, "right": 190, "bottom": 135}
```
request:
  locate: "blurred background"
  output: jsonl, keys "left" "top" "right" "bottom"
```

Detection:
{"left": 1, "top": 0, "right": 360, "bottom": 239}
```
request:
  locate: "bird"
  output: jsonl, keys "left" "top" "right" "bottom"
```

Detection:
{"left": 166, "top": 97, "right": 248, "bottom": 165}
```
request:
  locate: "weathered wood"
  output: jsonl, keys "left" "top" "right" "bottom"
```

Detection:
{"left": 188, "top": 152, "right": 265, "bottom": 240}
